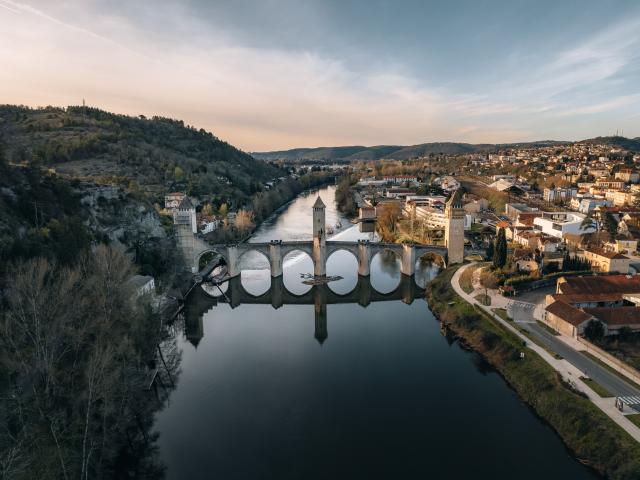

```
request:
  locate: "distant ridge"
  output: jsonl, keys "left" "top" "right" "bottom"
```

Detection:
{"left": 253, "top": 136, "right": 639, "bottom": 161}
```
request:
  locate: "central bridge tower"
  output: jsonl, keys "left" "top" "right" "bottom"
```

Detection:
{"left": 312, "top": 196, "right": 327, "bottom": 276}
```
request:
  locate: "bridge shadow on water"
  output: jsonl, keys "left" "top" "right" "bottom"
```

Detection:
{"left": 184, "top": 273, "right": 427, "bottom": 347}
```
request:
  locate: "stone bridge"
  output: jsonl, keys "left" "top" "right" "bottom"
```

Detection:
{"left": 176, "top": 194, "right": 465, "bottom": 279}
{"left": 192, "top": 239, "right": 448, "bottom": 278}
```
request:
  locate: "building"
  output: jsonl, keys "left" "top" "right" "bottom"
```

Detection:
{"left": 615, "top": 169, "right": 640, "bottom": 184}
{"left": 165, "top": 192, "right": 186, "bottom": 210}
{"left": 544, "top": 275, "right": 640, "bottom": 337}
{"left": 533, "top": 211, "right": 592, "bottom": 239}
{"left": 543, "top": 187, "right": 577, "bottom": 203}
{"left": 504, "top": 203, "right": 538, "bottom": 221}
{"left": 444, "top": 190, "right": 465, "bottom": 264}
{"left": 579, "top": 248, "right": 631, "bottom": 274}
{"left": 173, "top": 196, "right": 197, "bottom": 234}
{"left": 383, "top": 175, "right": 418, "bottom": 185}
{"left": 128, "top": 275, "right": 155, "bottom": 297}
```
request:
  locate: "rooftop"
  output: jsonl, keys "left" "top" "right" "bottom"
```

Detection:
{"left": 583, "top": 307, "right": 640, "bottom": 326}
{"left": 545, "top": 300, "right": 592, "bottom": 326}
{"left": 558, "top": 274, "right": 640, "bottom": 295}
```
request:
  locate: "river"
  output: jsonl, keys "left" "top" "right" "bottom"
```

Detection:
{"left": 154, "top": 185, "right": 598, "bottom": 479}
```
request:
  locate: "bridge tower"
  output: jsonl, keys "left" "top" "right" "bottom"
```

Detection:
{"left": 312, "top": 196, "right": 327, "bottom": 276}
{"left": 444, "top": 189, "right": 465, "bottom": 264}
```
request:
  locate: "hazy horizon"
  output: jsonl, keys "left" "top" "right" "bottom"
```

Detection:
{"left": 1, "top": 0, "right": 639, "bottom": 151}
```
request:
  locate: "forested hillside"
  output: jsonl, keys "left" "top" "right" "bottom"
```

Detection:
{"left": 0, "top": 105, "right": 283, "bottom": 206}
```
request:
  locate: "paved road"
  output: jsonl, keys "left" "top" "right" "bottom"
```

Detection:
{"left": 520, "top": 322, "right": 640, "bottom": 398}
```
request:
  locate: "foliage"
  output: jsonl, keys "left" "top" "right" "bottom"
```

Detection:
{"left": 0, "top": 104, "right": 284, "bottom": 208}
{"left": 493, "top": 228, "right": 507, "bottom": 269}
{"left": 485, "top": 240, "right": 494, "bottom": 261}
{"left": 0, "top": 246, "right": 177, "bottom": 478}
{"left": 584, "top": 320, "right": 605, "bottom": 342}
{"left": 562, "top": 252, "right": 592, "bottom": 272}
{"left": 334, "top": 174, "right": 358, "bottom": 216}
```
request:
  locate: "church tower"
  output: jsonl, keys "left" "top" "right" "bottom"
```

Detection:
{"left": 312, "top": 196, "right": 326, "bottom": 276}
{"left": 444, "top": 189, "right": 465, "bottom": 264}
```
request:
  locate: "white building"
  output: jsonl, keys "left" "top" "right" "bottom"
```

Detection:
{"left": 128, "top": 275, "right": 155, "bottom": 297}
{"left": 533, "top": 211, "right": 594, "bottom": 239}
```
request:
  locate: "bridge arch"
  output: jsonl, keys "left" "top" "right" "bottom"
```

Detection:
{"left": 196, "top": 248, "right": 229, "bottom": 274}
{"left": 369, "top": 248, "right": 402, "bottom": 294}
{"left": 237, "top": 248, "right": 272, "bottom": 296}
{"left": 325, "top": 247, "right": 359, "bottom": 295}
{"left": 281, "top": 248, "right": 315, "bottom": 295}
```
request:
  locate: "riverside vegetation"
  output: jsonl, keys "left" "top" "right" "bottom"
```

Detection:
{"left": 427, "top": 267, "right": 640, "bottom": 479}
{"left": 0, "top": 105, "right": 337, "bottom": 478}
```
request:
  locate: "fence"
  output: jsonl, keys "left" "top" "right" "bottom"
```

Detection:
{"left": 577, "top": 337, "right": 640, "bottom": 386}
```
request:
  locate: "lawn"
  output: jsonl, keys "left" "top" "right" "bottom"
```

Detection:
{"left": 580, "top": 377, "right": 613, "bottom": 398}
{"left": 493, "top": 308, "right": 510, "bottom": 321}
{"left": 459, "top": 264, "right": 479, "bottom": 294}
{"left": 474, "top": 293, "right": 491, "bottom": 306}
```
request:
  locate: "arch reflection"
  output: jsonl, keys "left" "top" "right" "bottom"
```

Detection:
{"left": 186, "top": 273, "right": 427, "bottom": 348}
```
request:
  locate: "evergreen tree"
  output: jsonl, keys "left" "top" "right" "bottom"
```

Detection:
{"left": 493, "top": 228, "right": 507, "bottom": 269}
{"left": 486, "top": 240, "right": 495, "bottom": 261}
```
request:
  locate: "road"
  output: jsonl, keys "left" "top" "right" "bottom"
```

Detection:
{"left": 451, "top": 263, "right": 640, "bottom": 440}
{"left": 505, "top": 288, "right": 640, "bottom": 397}
{"left": 521, "top": 322, "right": 640, "bottom": 397}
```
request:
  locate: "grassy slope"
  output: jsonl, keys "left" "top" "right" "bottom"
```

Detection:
{"left": 427, "top": 267, "right": 640, "bottom": 479}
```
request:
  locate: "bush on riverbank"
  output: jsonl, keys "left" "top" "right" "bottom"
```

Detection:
{"left": 427, "top": 267, "right": 640, "bottom": 479}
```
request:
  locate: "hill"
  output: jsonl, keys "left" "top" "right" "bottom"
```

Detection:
{"left": 253, "top": 137, "right": 640, "bottom": 162}
{"left": 580, "top": 136, "right": 640, "bottom": 152}
{"left": 0, "top": 105, "right": 283, "bottom": 205}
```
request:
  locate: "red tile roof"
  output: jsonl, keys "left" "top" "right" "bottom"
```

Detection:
{"left": 582, "top": 307, "right": 640, "bottom": 326}
{"left": 545, "top": 301, "right": 593, "bottom": 326}
{"left": 558, "top": 275, "right": 640, "bottom": 295}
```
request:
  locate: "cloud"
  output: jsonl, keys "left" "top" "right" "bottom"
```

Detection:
{"left": 0, "top": 1, "right": 639, "bottom": 149}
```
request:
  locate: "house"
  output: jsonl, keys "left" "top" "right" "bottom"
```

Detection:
{"left": 544, "top": 274, "right": 640, "bottom": 337}
{"left": 505, "top": 203, "right": 538, "bottom": 221}
{"left": 545, "top": 300, "right": 593, "bottom": 337}
{"left": 128, "top": 275, "right": 155, "bottom": 297}
{"left": 615, "top": 169, "right": 640, "bottom": 184}
{"left": 533, "top": 211, "right": 593, "bottom": 239}
{"left": 543, "top": 187, "right": 577, "bottom": 203}
{"left": 579, "top": 248, "right": 631, "bottom": 274}
{"left": 604, "top": 236, "right": 638, "bottom": 254}
{"left": 386, "top": 188, "right": 414, "bottom": 199}
{"left": 383, "top": 175, "right": 418, "bottom": 185}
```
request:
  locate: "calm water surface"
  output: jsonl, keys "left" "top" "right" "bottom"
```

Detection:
{"left": 154, "top": 185, "right": 598, "bottom": 479}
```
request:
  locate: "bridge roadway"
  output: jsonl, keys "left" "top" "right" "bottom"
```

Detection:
{"left": 191, "top": 238, "right": 449, "bottom": 278}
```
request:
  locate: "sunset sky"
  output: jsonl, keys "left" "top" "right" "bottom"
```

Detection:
{"left": 1, "top": 0, "right": 639, "bottom": 151}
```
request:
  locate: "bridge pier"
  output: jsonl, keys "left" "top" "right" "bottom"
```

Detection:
{"left": 269, "top": 241, "right": 283, "bottom": 277}
{"left": 226, "top": 245, "right": 240, "bottom": 277}
{"left": 313, "top": 237, "right": 326, "bottom": 276}
{"left": 271, "top": 276, "right": 284, "bottom": 309}
{"left": 399, "top": 274, "right": 415, "bottom": 305}
{"left": 358, "top": 240, "right": 371, "bottom": 276}
{"left": 400, "top": 244, "right": 416, "bottom": 276}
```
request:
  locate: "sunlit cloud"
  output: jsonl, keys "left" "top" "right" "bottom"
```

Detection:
{"left": 0, "top": 0, "right": 638, "bottom": 150}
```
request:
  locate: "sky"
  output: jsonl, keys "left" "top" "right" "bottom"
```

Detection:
{"left": 1, "top": 0, "right": 639, "bottom": 151}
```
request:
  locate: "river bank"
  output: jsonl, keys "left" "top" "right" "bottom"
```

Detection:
{"left": 426, "top": 266, "right": 640, "bottom": 479}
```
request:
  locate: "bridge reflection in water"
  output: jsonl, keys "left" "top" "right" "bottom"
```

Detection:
{"left": 184, "top": 273, "right": 426, "bottom": 347}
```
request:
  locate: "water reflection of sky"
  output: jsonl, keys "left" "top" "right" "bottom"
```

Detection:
{"left": 239, "top": 185, "right": 437, "bottom": 296}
